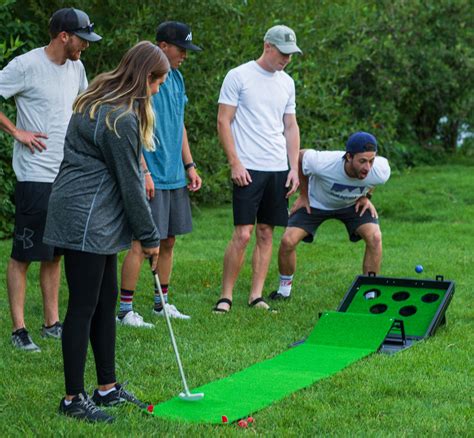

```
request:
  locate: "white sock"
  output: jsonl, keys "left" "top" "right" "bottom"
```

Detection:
{"left": 98, "top": 386, "right": 116, "bottom": 396}
{"left": 278, "top": 274, "right": 293, "bottom": 296}
{"left": 64, "top": 399, "right": 72, "bottom": 406}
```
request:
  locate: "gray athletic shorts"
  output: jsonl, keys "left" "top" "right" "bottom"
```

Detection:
{"left": 288, "top": 205, "right": 379, "bottom": 243}
{"left": 149, "top": 187, "right": 192, "bottom": 239}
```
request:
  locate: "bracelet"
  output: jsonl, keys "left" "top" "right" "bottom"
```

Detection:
{"left": 143, "top": 169, "right": 151, "bottom": 175}
{"left": 184, "top": 162, "right": 197, "bottom": 170}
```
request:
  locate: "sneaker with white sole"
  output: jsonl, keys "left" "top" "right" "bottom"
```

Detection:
{"left": 153, "top": 303, "right": 191, "bottom": 320}
{"left": 41, "top": 321, "right": 63, "bottom": 339}
{"left": 92, "top": 382, "right": 148, "bottom": 409}
{"left": 116, "top": 311, "right": 154, "bottom": 328}
{"left": 11, "top": 328, "right": 41, "bottom": 352}
{"left": 59, "top": 392, "right": 114, "bottom": 423}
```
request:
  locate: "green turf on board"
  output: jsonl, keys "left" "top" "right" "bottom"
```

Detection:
{"left": 151, "top": 311, "right": 394, "bottom": 424}
{"left": 344, "top": 285, "right": 446, "bottom": 337}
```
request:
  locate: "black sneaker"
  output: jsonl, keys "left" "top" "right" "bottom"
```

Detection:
{"left": 41, "top": 321, "right": 63, "bottom": 339}
{"left": 59, "top": 392, "right": 114, "bottom": 423}
{"left": 92, "top": 383, "right": 148, "bottom": 409}
{"left": 268, "top": 290, "right": 291, "bottom": 301}
{"left": 11, "top": 328, "right": 41, "bottom": 352}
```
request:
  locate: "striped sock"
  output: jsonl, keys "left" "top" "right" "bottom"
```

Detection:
{"left": 154, "top": 284, "right": 168, "bottom": 312}
{"left": 277, "top": 274, "right": 293, "bottom": 297}
{"left": 118, "top": 288, "right": 134, "bottom": 318}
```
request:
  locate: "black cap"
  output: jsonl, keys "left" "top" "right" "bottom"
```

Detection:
{"left": 49, "top": 8, "right": 102, "bottom": 42}
{"left": 156, "top": 21, "right": 202, "bottom": 51}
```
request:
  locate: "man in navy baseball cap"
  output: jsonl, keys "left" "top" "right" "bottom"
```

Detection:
{"left": 270, "top": 130, "right": 390, "bottom": 301}
{"left": 49, "top": 8, "right": 102, "bottom": 42}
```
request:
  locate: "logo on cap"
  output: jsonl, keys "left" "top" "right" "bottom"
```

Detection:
{"left": 285, "top": 33, "right": 295, "bottom": 42}
{"left": 185, "top": 32, "right": 192, "bottom": 41}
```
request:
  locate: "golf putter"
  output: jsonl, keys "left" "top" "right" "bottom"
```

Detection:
{"left": 151, "top": 265, "right": 204, "bottom": 401}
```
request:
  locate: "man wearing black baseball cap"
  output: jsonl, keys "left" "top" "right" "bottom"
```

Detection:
{"left": 270, "top": 132, "right": 391, "bottom": 300}
{"left": 0, "top": 7, "right": 101, "bottom": 352}
{"left": 118, "top": 21, "right": 202, "bottom": 326}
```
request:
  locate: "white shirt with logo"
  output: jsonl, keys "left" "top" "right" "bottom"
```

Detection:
{"left": 0, "top": 47, "right": 88, "bottom": 182}
{"left": 303, "top": 150, "right": 391, "bottom": 210}
{"left": 218, "top": 61, "right": 296, "bottom": 171}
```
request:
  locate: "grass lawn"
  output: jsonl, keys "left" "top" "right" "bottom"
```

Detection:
{"left": 0, "top": 164, "right": 472, "bottom": 436}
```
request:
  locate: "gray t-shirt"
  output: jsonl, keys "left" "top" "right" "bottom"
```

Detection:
{"left": 303, "top": 150, "right": 391, "bottom": 210}
{"left": 0, "top": 47, "right": 88, "bottom": 182}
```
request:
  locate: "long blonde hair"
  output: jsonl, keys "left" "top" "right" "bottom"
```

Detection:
{"left": 74, "top": 41, "right": 169, "bottom": 151}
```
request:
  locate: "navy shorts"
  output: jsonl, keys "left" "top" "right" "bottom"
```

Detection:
{"left": 288, "top": 205, "right": 379, "bottom": 243}
{"left": 233, "top": 169, "right": 289, "bottom": 227}
{"left": 149, "top": 187, "right": 192, "bottom": 239}
{"left": 11, "top": 181, "right": 62, "bottom": 262}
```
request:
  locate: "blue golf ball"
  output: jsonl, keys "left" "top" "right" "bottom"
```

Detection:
{"left": 415, "top": 265, "right": 423, "bottom": 274}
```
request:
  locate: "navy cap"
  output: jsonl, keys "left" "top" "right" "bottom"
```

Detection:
{"left": 49, "top": 8, "right": 102, "bottom": 42}
{"left": 156, "top": 21, "right": 202, "bottom": 51}
{"left": 346, "top": 132, "right": 378, "bottom": 154}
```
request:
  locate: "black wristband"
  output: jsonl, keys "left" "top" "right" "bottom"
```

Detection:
{"left": 365, "top": 192, "right": 372, "bottom": 200}
{"left": 184, "top": 162, "right": 197, "bottom": 170}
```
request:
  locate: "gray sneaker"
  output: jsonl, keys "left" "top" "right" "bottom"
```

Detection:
{"left": 59, "top": 392, "right": 114, "bottom": 423}
{"left": 11, "top": 328, "right": 41, "bottom": 352}
{"left": 41, "top": 321, "right": 63, "bottom": 339}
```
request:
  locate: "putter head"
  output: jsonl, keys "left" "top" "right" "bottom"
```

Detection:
{"left": 179, "top": 391, "right": 205, "bottom": 402}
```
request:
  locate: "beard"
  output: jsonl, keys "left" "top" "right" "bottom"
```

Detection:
{"left": 65, "top": 39, "right": 82, "bottom": 61}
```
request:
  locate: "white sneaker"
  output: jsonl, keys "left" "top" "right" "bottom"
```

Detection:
{"left": 116, "top": 311, "right": 154, "bottom": 328}
{"left": 153, "top": 303, "right": 191, "bottom": 320}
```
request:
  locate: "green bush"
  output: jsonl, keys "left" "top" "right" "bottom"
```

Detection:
{"left": 1, "top": 0, "right": 472, "bottom": 236}
{"left": 0, "top": 0, "right": 40, "bottom": 237}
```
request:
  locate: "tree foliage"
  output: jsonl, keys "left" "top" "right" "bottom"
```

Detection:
{"left": 0, "top": 0, "right": 472, "bottom": 236}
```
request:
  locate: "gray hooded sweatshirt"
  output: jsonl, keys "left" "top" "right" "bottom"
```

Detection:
{"left": 44, "top": 104, "right": 160, "bottom": 254}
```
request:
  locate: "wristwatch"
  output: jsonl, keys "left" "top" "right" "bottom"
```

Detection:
{"left": 184, "top": 162, "right": 197, "bottom": 170}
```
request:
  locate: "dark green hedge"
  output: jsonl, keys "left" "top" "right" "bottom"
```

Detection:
{"left": 1, "top": 0, "right": 473, "bottom": 237}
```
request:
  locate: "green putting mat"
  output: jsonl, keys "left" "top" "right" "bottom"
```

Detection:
{"left": 151, "top": 311, "right": 393, "bottom": 424}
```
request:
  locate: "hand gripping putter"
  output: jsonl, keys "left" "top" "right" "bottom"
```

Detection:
{"left": 152, "top": 268, "right": 204, "bottom": 401}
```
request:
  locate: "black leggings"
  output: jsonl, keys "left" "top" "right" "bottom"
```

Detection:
{"left": 62, "top": 249, "right": 118, "bottom": 395}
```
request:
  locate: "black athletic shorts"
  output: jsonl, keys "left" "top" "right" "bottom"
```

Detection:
{"left": 11, "top": 182, "right": 62, "bottom": 262}
{"left": 233, "top": 169, "right": 289, "bottom": 227}
{"left": 288, "top": 205, "right": 379, "bottom": 243}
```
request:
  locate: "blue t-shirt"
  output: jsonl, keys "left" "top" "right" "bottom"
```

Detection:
{"left": 144, "top": 69, "right": 188, "bottom": 189}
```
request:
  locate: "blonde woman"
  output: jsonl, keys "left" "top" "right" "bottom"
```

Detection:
{"left": 44, "top": 41, "right": 169, "bottom": 423}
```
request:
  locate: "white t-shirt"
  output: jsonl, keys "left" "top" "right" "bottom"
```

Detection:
{"left": 303, "top": 150, "right": 391, "bottom": 210}
{"left": 0, "top": 47, "right": 88, "bottom": 182}
{"left": 218, "top": 61, "right": 296, "bottom": 171}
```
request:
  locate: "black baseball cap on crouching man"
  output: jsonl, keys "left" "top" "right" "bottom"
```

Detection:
{"left": 49, "top": 8, "right": 102, "bottom": 42}
{"left": 156, "top": 21, "right": 202, "bottom": 51}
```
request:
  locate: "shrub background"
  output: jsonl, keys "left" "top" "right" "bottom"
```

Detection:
{"left": 0, "top": 0, "right": 473, "bottom": 237}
